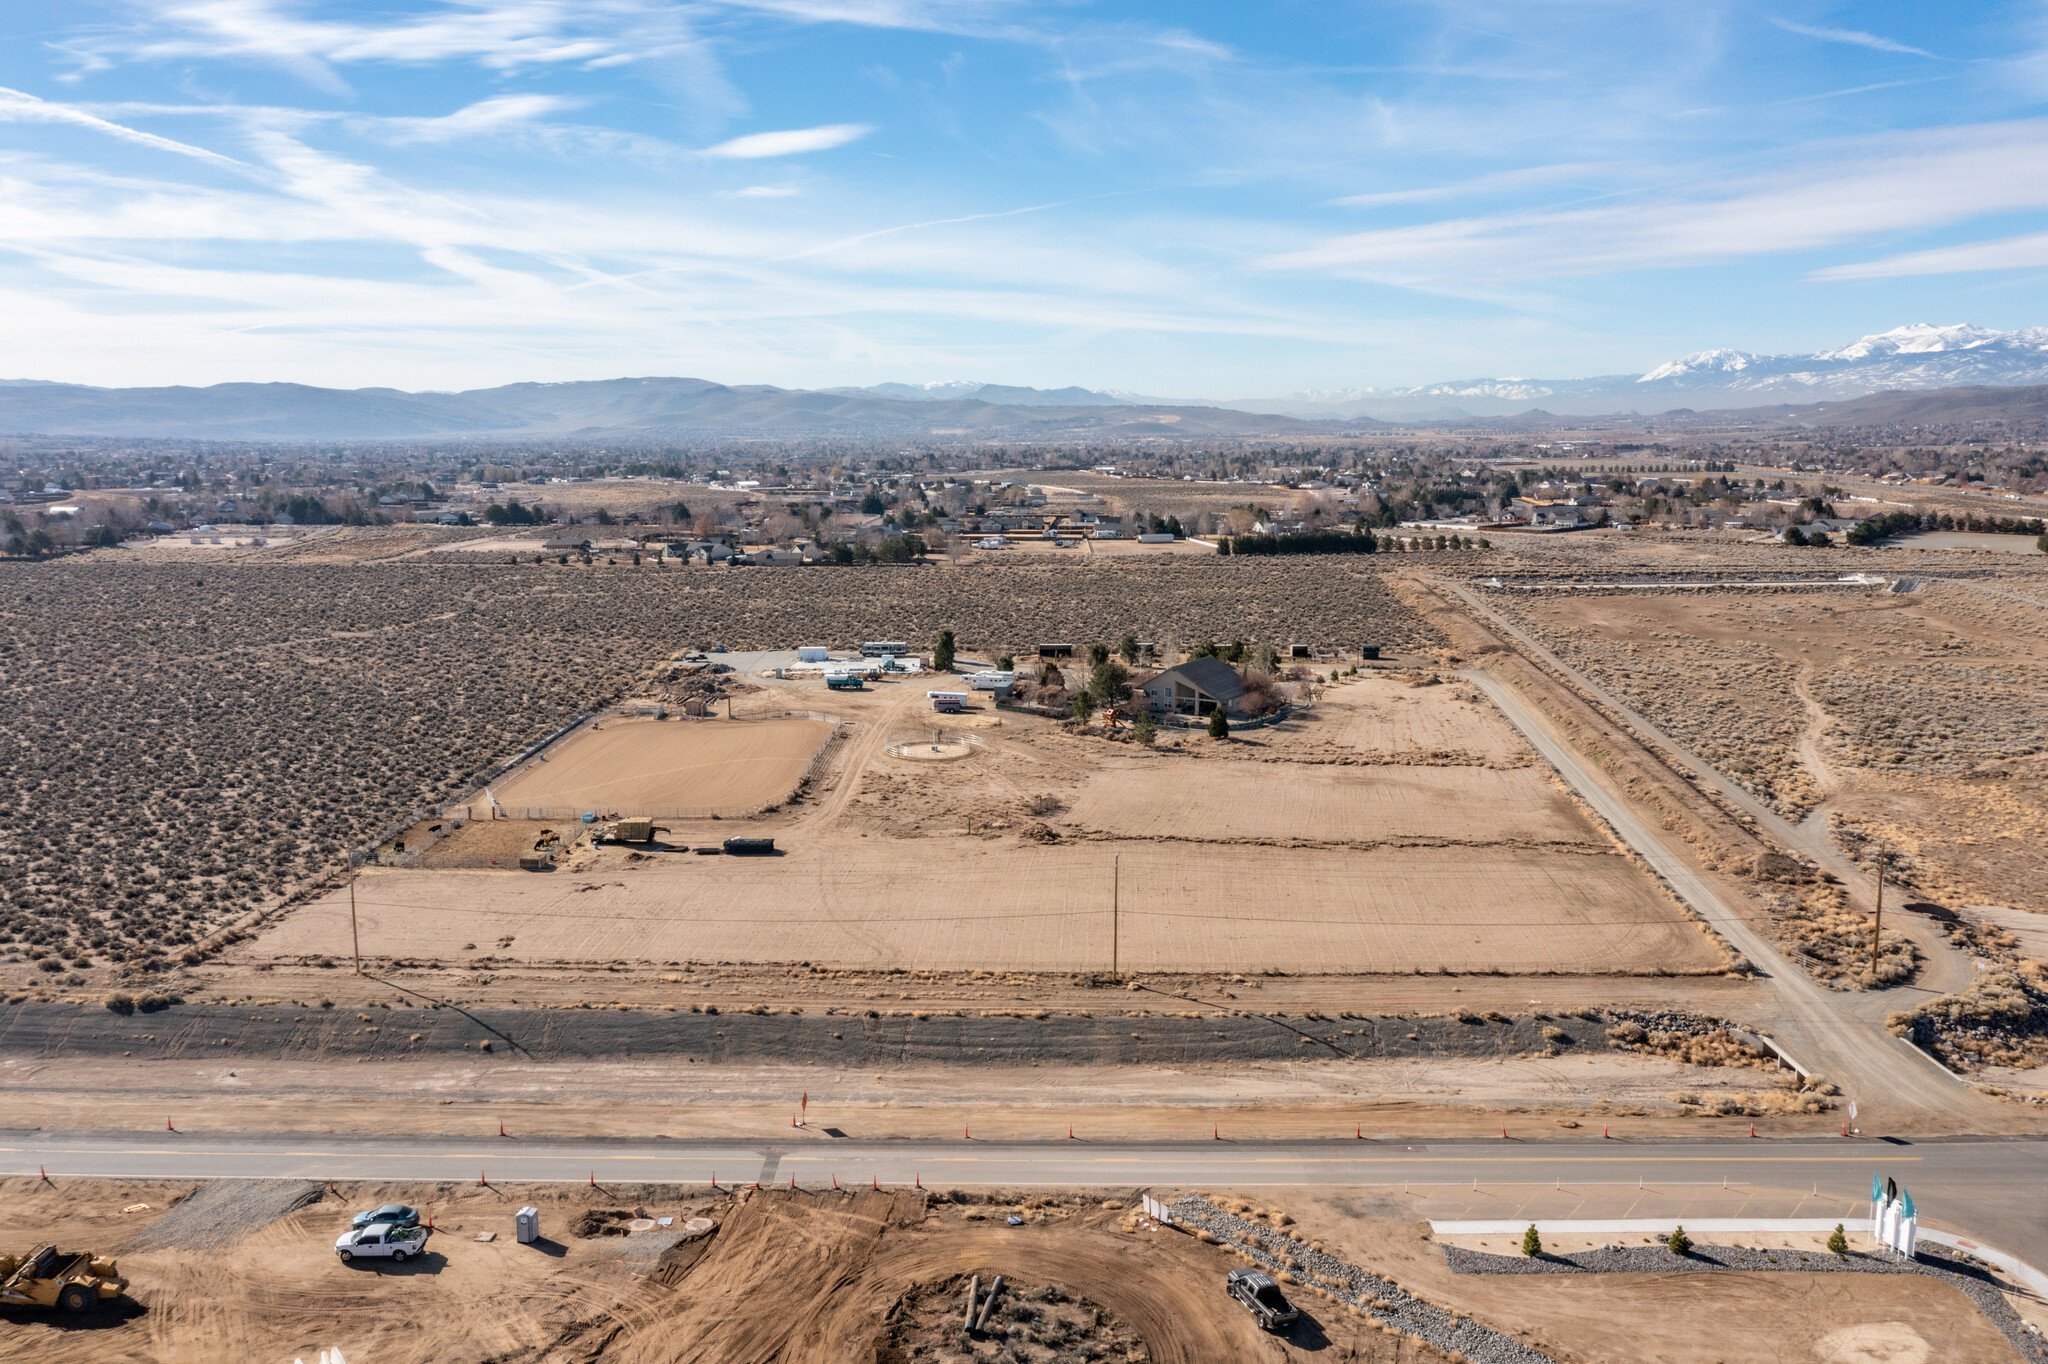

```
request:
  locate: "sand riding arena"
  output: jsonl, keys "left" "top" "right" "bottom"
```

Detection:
{"left": 485, "top": 713, "right": 836, "bottom": 818}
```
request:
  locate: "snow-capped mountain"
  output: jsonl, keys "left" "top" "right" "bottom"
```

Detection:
{"left": 1222, "top": 324, "right": 2048, "bottom": 420}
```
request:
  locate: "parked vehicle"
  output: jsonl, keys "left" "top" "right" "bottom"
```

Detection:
{"left": 1226, "top": 1269, "right": 1298, "bottom": 1331}
{"left": 335, "top": 1223, "right": 430, "bottom": 1263}
{"left": 825, "top": 674, "right": 865, "bottom": 690}
{"left": 0, "top": 1245, "right": 127, "bottom": 1313}
{"left": 351, "top": 1204, "right": 420, "bottom": 1231}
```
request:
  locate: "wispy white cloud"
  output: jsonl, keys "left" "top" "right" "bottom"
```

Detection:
{"left": 1812, "top": 231, "right": 2048, "bottom": 281}
{"left": 1770, "top": 18, "right": 1936, "bottom": 59}
{"left": 727, "top": 184, "right": 802, "bottom": 196}
{"left": 378, "top": 94, "right": 580, "bottom": 145}
{"left": 1260, "top": 121, "right": 2048, "bottom": 287}
{"left": 0, "top": 86, "right": 243, "bottom": 167}
{"left": 703, "top": 123, "right": 872, "bottom": 157}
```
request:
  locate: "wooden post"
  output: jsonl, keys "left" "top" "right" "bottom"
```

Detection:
{"left": 350, "top": 879, "right": 362, "bottom": 975}
{"left": 1112, "top": 852, "right": 1120, "bottom": 978}
{"left": 963, "top": 1275, "right": 979, "bottom": 1333}
{"left": 1869, "top": 842, "right": 1886, "bottom": 980}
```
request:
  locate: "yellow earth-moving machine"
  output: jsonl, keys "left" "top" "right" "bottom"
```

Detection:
{"left": 0, "top": 1244, "right": 128, "bottom": 1313}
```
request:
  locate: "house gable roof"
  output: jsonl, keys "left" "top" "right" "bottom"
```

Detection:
{"left": 1149, "top": 656, "right": 1245, "bottom": 701}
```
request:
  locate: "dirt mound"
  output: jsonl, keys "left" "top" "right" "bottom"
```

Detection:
{"left": 552, "top": 1187, "right": 1291, "bottom": 1364}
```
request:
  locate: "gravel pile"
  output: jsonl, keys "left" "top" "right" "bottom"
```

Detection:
{"left": 126, "top": 1179, "right": 326, "bottom": 1253}
{"left": 1166, "top": 1195, "right": 1553, "bottom": 1364}
{"left": 1447, "top": 1242, "right": 2048, "bottom": 1364}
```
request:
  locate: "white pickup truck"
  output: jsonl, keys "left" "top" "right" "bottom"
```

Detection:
{"left": 334, "top": 1222, "right": 430, "bottom": 1264}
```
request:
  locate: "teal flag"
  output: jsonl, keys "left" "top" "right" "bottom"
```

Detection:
{"left": 1872, "top": 1173, "right": 1884, "bottom": 1203}
{"left": 1901, "top": 1189, "right": 1915, "bottom": 1220}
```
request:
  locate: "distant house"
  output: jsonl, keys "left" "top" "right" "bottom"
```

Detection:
{"left": 1139, "top": 657, "right": 1246, "bottom": 718}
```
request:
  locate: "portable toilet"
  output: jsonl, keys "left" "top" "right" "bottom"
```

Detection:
{"left": 797, "top": 645, "right": 829, "bottom": 663}
{"left": 516, "top": 1207, "right": 540, "bottom": 1244}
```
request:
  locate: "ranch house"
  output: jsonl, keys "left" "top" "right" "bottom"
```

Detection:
{"left": 1139, "top": 657, "right": 1246, "bottom": 718}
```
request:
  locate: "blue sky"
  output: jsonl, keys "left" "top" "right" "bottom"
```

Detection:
{"left": 0, "top": 2, "right": 2042, "bottom": 394}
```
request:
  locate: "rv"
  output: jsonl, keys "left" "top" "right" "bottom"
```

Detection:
{"left": 860, "top": 640, "right": 911, "bottom": 657}
{"left": 927, "top": 691, "right": 970, "bottom": 714}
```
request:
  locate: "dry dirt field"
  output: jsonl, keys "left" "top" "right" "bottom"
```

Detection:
{"left": 1059, "top": 763, "right": 1590, "bottom": 846}
{"left": 0, "top": 1176, "right": 2021, "bottom": 1364}
{"left": 268, "top": 842, "right": 1711, "bottom": 975}
{"left": 489, "top": 715, "right": 831, "bottom": 816}
{"left": 252, "top": 669, "right": 1715, "bottom": 977}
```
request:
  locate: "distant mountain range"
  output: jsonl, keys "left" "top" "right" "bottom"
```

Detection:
{"left": 6, "top": 324, "right": 2047, "bottom": 438}
{"left": 0, "top": 377, "right": 1324, "bottom": 440}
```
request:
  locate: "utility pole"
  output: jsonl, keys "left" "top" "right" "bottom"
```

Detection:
{"left": 1112, "top": 852, "right": 1120, "bottom": 978}
{"left": 1868, "top": 842, "right": 1886, "bottom": 980}
{"left": 350, "top": 878, "right": 362, "bottom": 975}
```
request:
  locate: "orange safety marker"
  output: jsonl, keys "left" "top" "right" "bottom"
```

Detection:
{"left": 1603, "top": 1127, "right": 1610, "bottom": 1139}
{"left": 500, "top": 1122, "right": 506, "bottom": 1136}
{"left": 590, "top": 1171, "right": 596, "bottom": 1186}
{"left": 479, "top": 1169, "right": 487, "bottom": 1186}
{"left": 167, "top": 1117, "right": 175, "bottom": 1131}
{"left": 1068, "top": 1125, "right": 1074, "bottom": 1140}
{"left": 832, "top": 1175, "right": 839, "bottom": 1190}
{"left": 872, "top": 1176, "right": 878, "bottom": 1189}
{"left": 1355, "top": 1127, "right": 1362, "bottom": 1139}
{"left": 964, "top": 1125, "right": 970, "bottom": 1140}
{"left": 915, "top": 1173, "right": 922, "bottom": 1189}
{"left": 1501, "top": 1126, "right": 1508, "bottom": 1139}
{"left": 1749, "top": 1124, "right": 1756, "bottom": 1138}
{"left": 790, "top": 1174, "right": 797, "bottom": 1190}
{"left": 1213, "top": 1126, "right": 1220, "bottom": 1140}
{"left": 39, "top": 1165, "right": 49, "bottom": 1183}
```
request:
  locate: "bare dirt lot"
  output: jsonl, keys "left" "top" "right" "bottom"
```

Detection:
{"left": 268, "top": 839, "right": 1712, "bottom": 976}
{"left": 489, "top": 715, "right": 831, "bottom": 816}
{"left": 1060, "top": 762, "right": 1593, "bottom": 846}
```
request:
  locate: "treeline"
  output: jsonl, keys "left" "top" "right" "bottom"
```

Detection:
{"left": 1844, "top": 509, "right": 2046, "bottom": 545}
{"left": 1222, "top": 531, "right": 1378, "bottom": 555}
{"left": 482, "top": 500, "right": 552, "bottom": 526}
{"left": 1222, "top": 530, "right": 1489, "bottom": 555}
{"left": 816, "top": 533, "right": 927, "bottom": 564}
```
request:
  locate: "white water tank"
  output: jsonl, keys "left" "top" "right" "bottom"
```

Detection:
{"left": 797, "top": 646, "right": 829, "bottom": 662}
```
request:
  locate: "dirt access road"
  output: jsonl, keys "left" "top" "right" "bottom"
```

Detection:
{"left": 1455, "top": 645, "right": 1982, "bottom": 1130}
{"left": 1445, "top": 579, "right": 1972, "bottom": 998}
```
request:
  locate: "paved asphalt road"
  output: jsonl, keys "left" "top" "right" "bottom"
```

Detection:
{"left": 7, "top": 1130, "right": 2047, "bottom": 1267}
